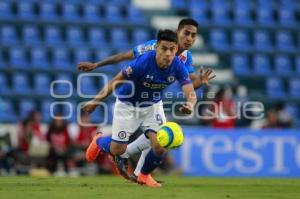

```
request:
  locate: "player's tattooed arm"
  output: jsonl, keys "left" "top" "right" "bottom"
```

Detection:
{"left": 180, "top": 83, "right": 197, "bottom": 115}
{"left": 190, "top": 67, "right": 216, "bottom": 89}
{"left": 77, "top": 50, "right": 135, "bottom": 72}
{"left": 82, "top": 71, "right": 126, "bottom": 114}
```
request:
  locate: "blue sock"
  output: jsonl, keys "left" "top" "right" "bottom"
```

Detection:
{"left": 140, "top": 149, "right": 164, "bottom": 175}
{"left": 96, "top": 136, "right": 111, "bottom": 154}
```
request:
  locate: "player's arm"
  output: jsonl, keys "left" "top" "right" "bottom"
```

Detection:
{"left": 189, "top": 67, "right": 216, "bottom": 89}
{"left": 82, "top": 71, "right": 126, "bottom": 114}
{"left": 77, "top": 50, "right": 134, "bottom": 72}
{"left": 180, "top": 83, "right": 197, "bottom": 114}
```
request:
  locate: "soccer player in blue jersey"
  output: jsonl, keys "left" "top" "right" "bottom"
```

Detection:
{"left": 78, "top": 18, "right": 215, "bottom": 181}
{"left": 83, "top": 30, "right": 196, "bottom": 187}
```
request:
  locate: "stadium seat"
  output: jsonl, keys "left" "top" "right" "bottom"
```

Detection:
{"left": 0, "top": 52, "right": 5, "bottom": 68}
{"left": 233, "top": 7, "right": 253, "bottom": 25}
{"left": 231, "top": 54, "right": 250, "bottom": 75}
{"left": 0, "top": 25, "right": 18, "bottom": 45}
{"left": 54, "top": 74, "right": 73, "bottom": 96}
{"left": 31, "top": 47, "right": 50, "bottom": 68}
{"left": 39, "top": 1, "right": 58, "bottom": 21}
{"left": 257, "top": 7, "right": 274, "bottom": 26}
{"left": 73, "top": 49, "right": 91, "bottom": 65}
{"left": 40, "top": 100, "right": 53, "bottom": 123}
{"left": 66, "top": 27, "right": 85, "bottom": 46}
{"left": 232, "top": 30, "right": 250, "bottom": 50}
{"left": 0, "top": 99, "right": 17, "bottom": 123}
{"left": 23, "top": 25, "right": 40, "bottom": 45}
{"left": 266, "top": 77, "right": 285, "bottom": 99}
{"left": 210, "top": 29, "right": 229, "bottom": 51}
{"left": 276, "top": 31, "right": 294, "bottom": 52}
{"left": 9, "top": 47, "right": 28, "bottom": 68}
{"left": 0, "top": 73, "right": 10, "bottom": 93}
{"left": 19, "top": 99, "right": 36, "bottom": 119}
{"left": 0, "top": 1, "right": 13, "bottom": 19}
{"left": 111, "top": 28, "right": 129, "bottom": 49}
{"left": 274, "top": 55, "right": 292, "bottom": 76}
{"left": 12, "top": 73, "right": 31, "bottom": 94}
{"left": 189, "top": 0, "right": 209, "bottom": 24}
{"left": 79, "top": 76, "right": 98, "bottom": 96}
{"left": 253, "top": 54, "right": 271, "bottom": 75}
{"left": 52, "top": 47, "right": 72, "bottom": 70}
{"left": 127, "top": 6, "right": 146, "bottom": 24}
{"left": 17, "top": 2, "right": 36, "bottom": 20}
{"left": 105, "top": 4, "right": 122, "bottom": 23}
{"left": 132, "top": 28, "right": 150, "bottom": 45}
{"left": 45, "top": 26, "right": 63, "bottom": 45}
{"left": 289, "top": 78, "right": 300, "bottom": 98}
{"left": 296, "top": 56, "right": 300, "bottom": 75}
{"left": 278, "top": 8, "right": 296, "bottom": 26}
{"left": 62, "top": 100, "right": 77, "bottom": 122}
{"left": 171, "top": 0, "right": 187, "bottom": 9}
{"left": 279, "top": 0, "right": 297, "bottom": 9}
{"left": 254, "top": 30, "right": 272, "bottom": 51}
{"left": 61, "top": 3, "right": 80, "bottom": 21}
{"left": 34, "top": 73, "right": 51, "bottom": 96}
{"left": 83, "top": 4, "right": 101, "bottom": 23}
{"left": 88, "top": 27, "right": 106, "bottom": 47}
{"left": 211, "top": 5, "right": 231, "bottom": 25}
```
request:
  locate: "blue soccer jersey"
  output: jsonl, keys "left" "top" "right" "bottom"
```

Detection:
{"left": 118, "top": 51, "right": 192, "bottom": 107}
{"left": 133, "top": 40, "right": 195, "bottom": 74}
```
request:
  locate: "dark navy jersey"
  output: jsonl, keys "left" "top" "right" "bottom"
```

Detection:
{"left": 118, "top": 51, "right": 192, "bottom": 107}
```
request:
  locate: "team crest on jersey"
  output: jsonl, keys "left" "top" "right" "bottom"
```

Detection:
{"left": 125, "top": 66, "right": 133, "bottom": 76}
{"left": 118, "top": 131, "right": 127, "bottom": 139}
{"left": 167, "top": 76, "right": 175, "bottom": 82}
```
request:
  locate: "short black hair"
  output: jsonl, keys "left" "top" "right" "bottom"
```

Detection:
{"left": 178, "top": 18, "right": 199, "bottom": 30}
{"left": 157, "top": 29, "right": 178, "bottom": 43}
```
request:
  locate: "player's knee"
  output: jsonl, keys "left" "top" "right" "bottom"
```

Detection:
{"left": 110, "top": 142, "right": 127, "bottom": 155}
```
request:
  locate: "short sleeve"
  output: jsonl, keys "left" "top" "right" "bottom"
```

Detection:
{"left": 185, "top": 51, "right": 195, "bottom": 74}
{"left": 132, "top": 40, "right": 157, "bottom": 58}
{"left": 175, "top": 61, "right": 192, "bottom": 86}
{"left": 121, "top": 57, "right": 143, "bottom": 79}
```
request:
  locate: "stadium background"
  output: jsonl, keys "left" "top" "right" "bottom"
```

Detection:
{"left": 0, "top": 0, "right": 299, "bottom": 178}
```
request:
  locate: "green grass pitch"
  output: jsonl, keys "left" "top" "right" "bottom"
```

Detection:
{"left": 0, "top": 176, "right": 299, "bottom": 199}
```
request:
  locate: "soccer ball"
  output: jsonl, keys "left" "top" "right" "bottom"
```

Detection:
{"left": 156, "top": 122, "right": 184, "bottom": 149}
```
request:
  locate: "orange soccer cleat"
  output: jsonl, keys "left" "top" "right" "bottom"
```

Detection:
{"left": 85, "top": 133, "right": 102, "bottom": 163}
{"left": 137, "top": 173, "right": 161, "bottom": 188}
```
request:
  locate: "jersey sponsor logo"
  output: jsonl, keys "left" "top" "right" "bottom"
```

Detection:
{"left": 179, "top": 54, "right": 187, "bottom": 62}
{"left": 118, "top": 131, "right": 127, "bottom": 139}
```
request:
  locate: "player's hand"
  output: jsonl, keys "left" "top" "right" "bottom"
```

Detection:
{"left": 179, "top": 103, "right": 193, "bottom": 115}
{"left": 198, "top": 67, "right": 216, "bottom": 85}
{"left": 77, "top": 62, "right": 97, "bottom": 72}
{"left": 82, "top": 100, "right": 98, "bottom": 114}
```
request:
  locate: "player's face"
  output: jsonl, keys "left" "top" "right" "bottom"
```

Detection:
{"left": 177, "top": 25, "right": 197, "bottom": 50}
{"left": 156, "top": 41, "right": 178, "bottom": 68}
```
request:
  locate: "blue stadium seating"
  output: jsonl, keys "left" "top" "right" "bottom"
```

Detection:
{"left": 127, "top": 6, "right": 146, "bottom": 24}
{"left": 274, "top": 55, "right": 292, "bottom": 76}
{"left": 278, "top": 8, "right": 296, "bottom": 26}
{"left": 296, "top": 56, "right": 300, "bottom": 75}
{"left": 231, "top": 54, "right": 250, "bottom": 75}
{"left": 45, "top": 26, "right": 62, "bottom": 45}
{"left": 266, "top": 77, "right": 285, "bottom": 99}
{"left": 52, "top": 47, "right": 72, "bottom": 70}
{"left": 254, "top": 30, "right": 272, "bottom": 51}
{"left": 0, "top": 99, "right": 17, "bottom": 123}
{"left": 132, "top": 28, "right": 150, "bottom": 45}
{"left": 19, "top": 99, "right": 36, "bottom": 119}
{"left": 257, "top": 7, "right": 274, "bottom": 26}
{"left": 34, "top": 73, "right": 51, "bottom": 96}
{"left": 17, "top": 1, "right": 35, "bottom": 20}
{"left": 171, "top": 0, "right": 187, "bottom": 9}
{"left": 41, "top": 100, "right": 53, "bottom": 123}
{"left": 66, "top": 27, "right": 85, "bottom": 46}
{"left": 31, "top": 47, "right": 50, "bottom": 68}
{"left": 54, "top": 74, "right": 73, "bottom": 96}
{"left": 111, "top": 28, "right": 129, "bottom": 48}
{"left": 189, "top": 6, "right": 209, "bottom": 25}
{"left": 62, "top": 100, "right": 77, "bottom": 122}
{"left": 0, "top": 1, "right": 13, "bottom": 19}
{"left": 83, "top": 4, "right": 101, "bottom": 23}
{"left": 88, "top": 27, "right": 106, "bottom": 47}
{"left": 39, "top": 1, "right": 58, "bottom": 21}
{"left": 232, "top": 30, "right": 250, "bottom": 50}
{"left": 210, "top": 29, "right": 228, "bottom": 51}
{"left": 276, "top": 31, "right": 295, "bottom": 52}
{"left": 62, "top": 3, "right": 80, "bottom": 21}
{"left": 1, "top": 25, "right": 18, "bottom": 45}
{"left": 289, "top": 78, "right": 300, "bottom": 98}
{"left": 23, "top": 25, "right": 40, "bottom": 45}
{"left": 79, "top": 76, "right": 98, "bottom": 96}
{"left": 0, "top": 52, "right": 5, "bottom": 68}
{"left": 105, "top": 4, "right": 122, "bottom": 23}
{"left": 12, "top": 73, "right": 31, "bottom": 94}
{"left": 73, "top": 49, "right": 91, "bottom": 65}
{"left": 211, "top": 2, "right": 231, "bottom": 25}
{"left": 253, "top": 54, "right": 271, "bottom": 75}
{"left": 233, "top": 7, "right": 253, "bottom": 25}
{"left": 9, "top": 47, "right": 28, "bottom": 68}
{"left": 0, "top": 73, "right": 10, "bottom": 93}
